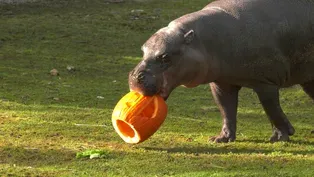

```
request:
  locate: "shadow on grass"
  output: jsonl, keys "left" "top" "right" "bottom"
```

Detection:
{"left": 141, "top": 141, "right": 314, "bottom": 156}
{"left": 0, "top": 146, "right": 76, "bottom": 167}
{"left": 237, "top": 139, "right": 314, "bottom": 146}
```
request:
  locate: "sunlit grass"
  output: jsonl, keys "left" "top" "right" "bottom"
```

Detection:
{"left": 0, "top": 0, "right": 313, "bottom": 176}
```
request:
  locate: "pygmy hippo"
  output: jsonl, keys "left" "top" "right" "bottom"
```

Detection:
{"left": 128, "top": 0, "right": 314, "bottom": 143}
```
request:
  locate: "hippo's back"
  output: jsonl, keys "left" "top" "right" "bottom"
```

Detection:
{"left": 202, "top": 0, "right": 314, "bottom": 59}
{"left": 201, "top": 0, "right": 314, "bottom": 86}
{"left": 205, "top": 0, "right": 314, "bottom": 19}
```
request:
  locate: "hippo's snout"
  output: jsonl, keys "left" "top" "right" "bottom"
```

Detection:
{"left": 134, "top": 71, "right": 146, "bottom": 84}
{"left": 129, "top": 70, "right": 160, "bottom": 96}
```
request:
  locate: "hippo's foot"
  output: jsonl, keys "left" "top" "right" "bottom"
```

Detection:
{"left": 270, "top": 127, "right": 294, "bottom": 143}
{"left": 269, "top": 121, "right": 295, "bottom": 143}
{"left": 209, "top": 133, "right": 235, "bottom": 143}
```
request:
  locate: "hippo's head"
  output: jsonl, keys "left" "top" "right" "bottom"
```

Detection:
{"left": 129, "top": 23, "right": 215, "bottom": 100}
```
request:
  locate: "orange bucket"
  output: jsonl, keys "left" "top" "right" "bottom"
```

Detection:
{"left": 112, "top": 91, "right": 167, "bottom": 144}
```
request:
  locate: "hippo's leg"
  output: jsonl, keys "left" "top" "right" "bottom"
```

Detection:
{"left": 254, "top": 86, "right": 295, "bottom": 142}
{"left": 300, "top": 81, "right": 314, "bottom": 134}
{"left": 301, "top": 80, "right": 314, "bottom": 99}
{"left": 209, "top": 82, "right": 241, "bottom": 143}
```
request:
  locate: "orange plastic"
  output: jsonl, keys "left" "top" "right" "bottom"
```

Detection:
{"left": 112, "top": 91, "right": 167, "bottom": 144}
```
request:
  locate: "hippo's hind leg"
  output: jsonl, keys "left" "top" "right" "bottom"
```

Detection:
{"left": 301, "top": 80, "right": 314, "bottom": 134}
{"left": 209, "top": 82, "right": 241, "bottom": 143}
{"left": 254, "top": 86, "right": 295, "bottom": 142}
{"left": 301, "top": 80, "right": 314, "bottom": 99}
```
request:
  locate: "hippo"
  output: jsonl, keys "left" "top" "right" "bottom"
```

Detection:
{"left": 128, "top": 0, "right": 314, "bottom": 143}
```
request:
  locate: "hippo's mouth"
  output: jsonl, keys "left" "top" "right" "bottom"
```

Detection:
{"left": 128, "top": 70, "right": 174, "bottom": 101}
{"left": 158, "top": 87, "right": 169, "bottom": 101}
{"left": 157, "top": 73, "right": 174, "bottom": 101}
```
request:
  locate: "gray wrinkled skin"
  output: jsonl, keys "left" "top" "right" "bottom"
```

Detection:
{"left": 129, "top": 0, "right": 314, "bottom": 143}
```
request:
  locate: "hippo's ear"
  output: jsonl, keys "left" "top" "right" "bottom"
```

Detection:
{"left": 184, "top": 30, "right": 194, "bottom": 44}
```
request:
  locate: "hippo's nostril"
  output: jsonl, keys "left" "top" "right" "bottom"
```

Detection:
{"left": 137, "top": 71, "right": 146, "bottom": 77}
{"left": 137, "top": 73, "right": 145, "bottom": 80}
{"left": 136, "top": 72, "right": 146, "bottom": 84}
{"left": 129, "top": 69, "right": 158, "bottom": 96}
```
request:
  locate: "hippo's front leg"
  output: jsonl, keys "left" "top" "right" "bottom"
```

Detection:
{"left": 209, "top": 82, "right": 241, "bottom": 143}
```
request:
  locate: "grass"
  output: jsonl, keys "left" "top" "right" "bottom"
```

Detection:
{"left": 0, "top": 0, "right": 313, "bottom": 176}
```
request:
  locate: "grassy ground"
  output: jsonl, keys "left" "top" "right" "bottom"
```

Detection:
{"left": 0, "top": 0, "right": 313, "bottom": 176}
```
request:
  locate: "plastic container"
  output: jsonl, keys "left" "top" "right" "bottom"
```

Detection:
{"left": 112, "top": 91, "right": 167, "bottom": 144}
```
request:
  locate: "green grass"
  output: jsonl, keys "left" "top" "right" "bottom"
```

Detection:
{"left": 0, "top": 0, "right": 313, "bottom": 176}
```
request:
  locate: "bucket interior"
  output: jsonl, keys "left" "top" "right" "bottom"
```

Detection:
{"left": 116, "top": 119, "right": 135, "bottom": 138}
